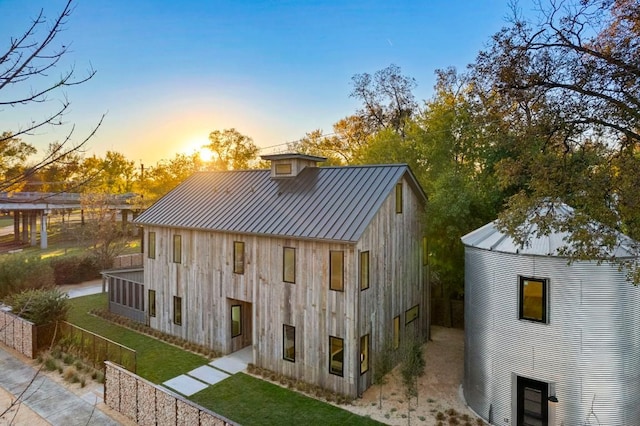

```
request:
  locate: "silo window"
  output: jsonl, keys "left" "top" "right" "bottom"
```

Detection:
{"left": 519, "top": 277, "right": 548, "bottom": 323}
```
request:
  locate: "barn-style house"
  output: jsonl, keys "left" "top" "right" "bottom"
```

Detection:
{"left": 112, "top": 153, "right": 428, "bottom": 397}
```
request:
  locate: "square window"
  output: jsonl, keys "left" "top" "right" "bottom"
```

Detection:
{"left": 148, "top": 231, "right": 156, "bottom": 259}
{"left": 360, "top": 334, "right": 369, "bottom": 374}
{"left": 283, "top": 247, "right": 296, "bottom": 283}
{"left": 173, "top": 235, "right": 182, "bottom": 263}
{"left": 283, "top": 325, "right": 295, "bottom": 362}
{"left": 519, "top": 277, "right": 548, "bottom": 323}
{"left": 329, "top": 336, "right": 344, "bottom": 376}
{"left": 231, "top": 304, "right": 242, "bottom": 337}
{"left": 234, "top": 241, "right": 245, "bottom": 274}
{"left": 173, "top": 296, "right": 182, "bottom": 325}
{"left": 360, "top": 251, "right": 369, "bottom": 290}
{"left": 330, "top": 251, "right": 344, "bottom": 291}
{"left": 148, "top": 290, "right": 156, "bottom": 317}
{"left": 405, "top": 305, "right": 419, "bottom": 325}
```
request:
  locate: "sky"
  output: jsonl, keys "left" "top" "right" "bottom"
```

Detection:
{"left": 1, "top": 0, "right": 537, "bottom": 166}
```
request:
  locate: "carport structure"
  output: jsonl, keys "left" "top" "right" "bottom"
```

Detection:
{"left": 0, "top": 192, "right": 137, "bottom": 249}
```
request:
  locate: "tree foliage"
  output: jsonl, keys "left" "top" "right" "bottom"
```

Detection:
{"left": 0, "top": 0, "right": 102, "bottom": 191}
{"left": 6, "top": 288, "right": 69, "bottom": 325}
{"left": 0, "top": 254, "right": 54, "bottom": 301}
{"left": 205, "top": 128, "right": 259, "bottom": 170}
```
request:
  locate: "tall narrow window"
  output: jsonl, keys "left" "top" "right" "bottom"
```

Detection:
{"left": 283, "top": 325, "right": 295, "bottom": 362}
{"left": 395, "top": 182, "right": 403, "bottom": 214}
{"left": 148, "top": 290, "right": 156, "bottom": 317}
{"left": 148, "top": 231, "right": 156, "bottom": 259}
{"left": 330, "top": 251, "right": 344, "bottom": 291}
{"left": 283, "top": 247, "right": 296, "bottom": 283}
{"left": 234, "top": 241, "right": 245, "bottom": 274}
{"left": 173, "top": 296, "right": 182, "bottom": 325}
{"left": 360, "top": 334, "right": 370, "bottom": 374}
{"left": 329, "top": 336, "right": 344, "bottom": 376}
{"left": 393, "top": 316, "right": 400, "bottom": 349}
{"left": 360, "top": 251, "right": 369, "bottom": 290}
{"left": 422, "top": 236, "right": 428, "bottom": 266}
{"left": 405, "top": 305, "right": 419, "bottom": 325}
{"left": 231, "top": 304, "right": 242, "bottom": 337}
{"left": 519, "top": 277, "right": 548, "bottom": 323}
{"left": 173, "top": 235, "right": 182, "bottom": 263}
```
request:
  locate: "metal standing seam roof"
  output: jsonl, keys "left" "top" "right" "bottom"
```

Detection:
{"left": 461, "top": 203, "right": 637, "bottom": 258}
{"left": 134, "top": 164, "right": 426, "bottom": 243}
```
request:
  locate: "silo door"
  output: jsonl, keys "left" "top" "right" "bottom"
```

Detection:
{"left": 516, "top": 376, "right": 548, "bottom": 426}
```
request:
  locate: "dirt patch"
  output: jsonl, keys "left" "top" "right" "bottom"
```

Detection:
{"left": 0, "top": 386, "right": 48, "bottom": 426}
{"left": 345, "top": 326, "right": 482, "bottom": 425}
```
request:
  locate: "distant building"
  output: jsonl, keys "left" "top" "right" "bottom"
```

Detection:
{"left": 462, "top": 204, "right": 640, "bottom": 425}
{"left": 108, "top": 153, "right": 428, "bottom": 397}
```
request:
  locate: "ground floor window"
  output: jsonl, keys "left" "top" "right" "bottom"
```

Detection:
{"left": 148, "top": 289, "right": 156, "bottom": 317}
{"left": 360, "top": 334, "right": 369, "bottom": 374}
{"left": 329, "top": 336, "right": 344, "bottom": 376}
{"left": 173, "top": 296, "right": 182, "bottom": 325}
{"left": 231, "top": 304, "right": 242, "bottom": 337}
{"left": 283, "top": 325, "right": 295, "bottom": 362}
{"left": 393, "top": 316, "right": 400, "bottom": 349}
{"left": 405, "top": 304, "right": 419, "bottom": 325}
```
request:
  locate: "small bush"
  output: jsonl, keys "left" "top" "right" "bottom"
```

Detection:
{"left": 50, "top": 255, "right": 100, "bottom": 285}
{"left": 0, "top": 254, "right": 54, "bottom": 299}
{"left": 5, "top": 288, "right": 69, "bottom": 325}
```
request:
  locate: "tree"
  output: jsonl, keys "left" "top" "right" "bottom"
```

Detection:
{"left": 400, "top": 335, "right": 425, "bottom": 425}
{"left": 205, "top": 128, "right": 259, "bottom": 170}
{"left": 141, "top": 152, "right": 205, "bottom": 203}
{"left": 350, "top": 64, "right": 418, "bottom": 137}
{"left": 473, "top": 0, "right": 640, "bottom": 281}
{"left": 0, "top": 0, "right": 103, "bottom": 192}
{"left": 372, "top": 338, "right": 394, "bottom": 410}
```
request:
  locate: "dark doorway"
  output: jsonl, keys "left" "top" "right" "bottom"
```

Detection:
{"left": 517, "top": 376, "right": 548, "bottom": 426}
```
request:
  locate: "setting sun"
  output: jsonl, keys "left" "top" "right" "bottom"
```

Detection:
{"left": 182, "top": 135, "right": 213, "bottom": 162}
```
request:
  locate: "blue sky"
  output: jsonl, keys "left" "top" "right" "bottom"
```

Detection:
{"left": 2, "top": 0, "right": 536, "bottom": 165}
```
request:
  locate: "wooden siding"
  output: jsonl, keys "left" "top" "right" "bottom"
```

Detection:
{"left": 142, "top": 172, "right": 426, "bottom": 397}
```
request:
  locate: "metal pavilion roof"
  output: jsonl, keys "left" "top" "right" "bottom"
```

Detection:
{"left": 462, "top": 203, "right": 637, "bottom": 258}
{"left": 135, "top": 164, "right": 426, "bottom": 243}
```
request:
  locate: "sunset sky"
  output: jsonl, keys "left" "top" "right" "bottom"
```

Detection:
{"left": 2, "top": 0, "right": 537, "bottom": 166}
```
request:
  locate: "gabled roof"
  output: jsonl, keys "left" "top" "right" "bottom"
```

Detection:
{"left": 135, "top": 164, "right": 426, "bottom": 243}
{"left": 461, "top": 203, "right": 637, "bottom": 258}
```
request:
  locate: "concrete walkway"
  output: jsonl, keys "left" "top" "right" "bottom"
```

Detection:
{"left": 162, "top": 346, "right": 252, "bottom": 396}
{"left": 0, "top": 347, "right": 120, "bottom": 425}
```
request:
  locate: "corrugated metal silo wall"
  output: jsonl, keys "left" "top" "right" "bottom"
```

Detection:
{"left": 464, "top": 247, "right": 640, "bottom": 425}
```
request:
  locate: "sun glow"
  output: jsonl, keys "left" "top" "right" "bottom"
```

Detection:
{"left": 183, "top": 135, "right": 213, "bottom": 162}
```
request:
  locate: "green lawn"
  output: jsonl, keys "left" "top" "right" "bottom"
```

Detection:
{"left": 191, "top": 373, "right": 383, "bottom": 426}
{"left": 67, "top": 293, "right": 208, "bottom": 383}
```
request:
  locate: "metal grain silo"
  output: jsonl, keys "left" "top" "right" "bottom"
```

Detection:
{"left": 461, "top": 205, "right": 640, "bottom": 426}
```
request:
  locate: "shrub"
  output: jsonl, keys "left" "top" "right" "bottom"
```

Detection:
{"left": 0, "top": 254, "right": 54, "bottom": 300}
{"left": 50, "top": 255, "right": 100, "bottom": 285}
{"left": 5, "top": 288, "right": 69, "bottom": 325}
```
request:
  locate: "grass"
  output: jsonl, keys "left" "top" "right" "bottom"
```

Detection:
{"left": 190, "top": 373, "right": 383, "bottom": 426}
{"left": 67, "top": 293, "right": 208, "bottom": 383}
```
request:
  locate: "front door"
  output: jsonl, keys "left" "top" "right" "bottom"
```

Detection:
{"left": 517, "top": 376, "right": 548, "bottom": 426}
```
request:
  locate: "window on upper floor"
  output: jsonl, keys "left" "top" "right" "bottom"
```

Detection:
{"left": 234, "top": 241, "right": 245, "bottom": 274}
{"left": 393, "top": 315, "right": 400, "bottom": 349}
{"left": 231, "top": 304, "right": 242, "bottom": 337}
{"left": 173, "top": 235, "right": 182, "bottom": 263}
{"left": 405, "top": 305, "right": 419, "bottom": 325}
{"left": 173, "top": 296, "right": 182, "bottom": 325}
{"left": 329, "top": 336, "right": 344, "bottom": 376}
{"left": 360, "top": 334, "right": 369, "bottom": 374}
{"left": 148, "top": 290, "right": 156, "bottom": 317}
{"left": 283, "top": 325, "right": 295, "bottom": 362}
{"left": 275, "top": 163, "right": 292, "bottom": 175}
{"left": 360, "top": 251, "right": 369, "bottom": 291}
{"left": 283, "top": 247, "right": 296, "bottom": 283}
{"left": 519, "top": 276, "right": 548, "bottom": 323}
{"left": 395, "top": 182, "right": 403, "bottom": 214}
{"left": 422, "top": 236, "right": 428, "bottom": 266}
{"left": 330, "top": 250, "right": 344, "bottom": 291}
{"left": 148, "top": 231, "right": 156, "bottom": 259}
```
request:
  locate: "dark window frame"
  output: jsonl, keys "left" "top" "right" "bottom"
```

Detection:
{"left": 393, "top": 315, "right": 400, "bottom": 349}
{"left": 519, "top": 276, "right": 548, "bottom": 323}
{"left": 283, "top": 247, "right": 296, "bottom": 283}
{"left": 329, "top": 336, "right": 344, "bottom": 377}
{"left": 405, "top": 305, "right": 419, "bottom": 325}
{"left": 173, "top": 234, "right": 182, "bottom": 263}
{"left": 330, "top": 250, "right": 344, "bottom": 292}
{"left": 283, "top": 324, "right": 295, "bottom": 362}
{"left": 173, "top": 296, "right": 182, "bottom": 325}
{"left": 231, "top": 304, "right": 242, "bottom": 337}
{"left": 148, "top": 289, "right": 156, "bottom": 317}
{"left": 395, "top": 182, "right": 403, "bottom": 214}
{"left": 360, "top": 251, "right": 370, "bottom": 291}
{"left": 233, "top": 241, "right": 245, "bottom": 274}
{"left": 148, "top": 231, "right": 156, "bottom": 259}
{"left": 360, "top": 334, "right": 370, "bottom": 374}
